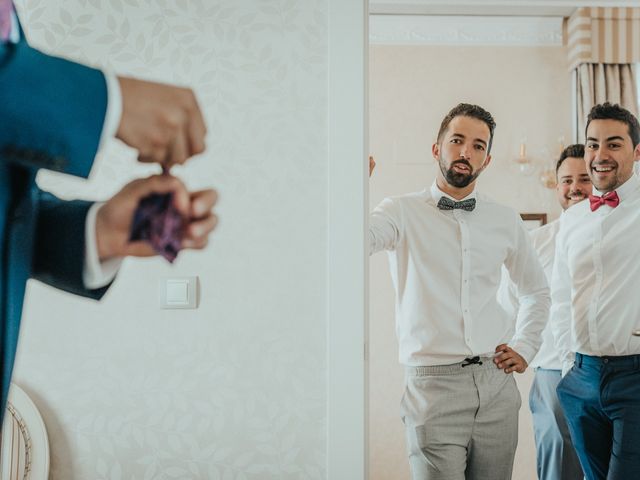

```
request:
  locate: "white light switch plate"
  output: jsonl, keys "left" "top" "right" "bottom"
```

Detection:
{"left": 159, "top": 276, "right": 198, "bottom": 309}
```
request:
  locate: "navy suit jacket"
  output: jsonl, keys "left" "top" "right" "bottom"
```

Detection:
{"left": 0, "top": 22, "right": 111, "bottom": 413}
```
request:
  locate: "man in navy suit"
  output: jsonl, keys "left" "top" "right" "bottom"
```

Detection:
{"left": 0, "top": 2, "right": 217, "bottom": 416}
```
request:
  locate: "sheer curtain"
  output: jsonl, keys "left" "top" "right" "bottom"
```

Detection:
{"left": 576, "top": 63, "right": 638, "bottom": 140}
{"left": 567, "top": 7, "right": 640, "bottom": 140}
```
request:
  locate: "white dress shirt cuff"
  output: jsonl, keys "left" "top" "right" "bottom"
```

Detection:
{"left": 561, "top": 351, "right": 575, "bottom": 377}
{"left": 83, "top": 203, "right": 122, "bottom": 289}
{"left": 98, "top": 70, "right": 122, "bottom": 151}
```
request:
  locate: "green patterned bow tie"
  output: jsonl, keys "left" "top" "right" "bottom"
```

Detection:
{"left": 437, "top": 197, "right": 476, "bottom": 212}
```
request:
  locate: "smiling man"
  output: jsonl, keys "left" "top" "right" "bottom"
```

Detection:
{"left": 506, "top": 144, "right": 589, "bottom": 480}
{"left": 556, "top": 145, "right": 592, "bottom": 210}
{"left": 369, "top": 103, "right": 550, "bottom": 480}
{"left": 551, "top": 103, "right": 640, "bottom": 480}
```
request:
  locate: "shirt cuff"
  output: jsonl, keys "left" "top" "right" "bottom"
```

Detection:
{"left": 83, "top": 203, "right": 122, "bottom": 289}
{"left": 98, "top": 70, "right": 122, "bottom": 151}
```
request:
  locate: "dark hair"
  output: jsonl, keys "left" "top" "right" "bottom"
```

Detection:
{"left": 436, "top": 103, "right": 496, "bottom": 153}
{"left": 585, "top": 102, "right": 640, "bottom": 147}
{"left": 556, "top": 143, "right": 585, "bottom": 174}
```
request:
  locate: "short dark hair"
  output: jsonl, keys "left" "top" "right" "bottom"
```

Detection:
{"left": 556, "top": 143, "right": 585, "bottom": 174}
{"left": 585, "top": 102, "right": 640, "bottom": 147}
{"left": 436, "top": 103, "right": 496, "bottom": 153}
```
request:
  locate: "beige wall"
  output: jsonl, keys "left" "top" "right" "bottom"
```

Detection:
{"left": 369, "top": 44, "right": 571, "bottom": 480}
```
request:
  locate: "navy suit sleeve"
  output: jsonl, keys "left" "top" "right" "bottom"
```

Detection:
{"left": 31, "top": 192, "right": 109, "bottom": 300}
{"left": 0, "top": 39, "right": 108, "bottom": 178}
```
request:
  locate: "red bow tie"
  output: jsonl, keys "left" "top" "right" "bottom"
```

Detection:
{"left": 589, "top": 191, "right": 620, "bottom": 211}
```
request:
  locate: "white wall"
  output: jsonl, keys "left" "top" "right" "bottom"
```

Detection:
{"left": 368, "top": 44, "right": 571, "bottom": 480}
{"left": 11, "top": 0, "right": 356, "bottom": 478}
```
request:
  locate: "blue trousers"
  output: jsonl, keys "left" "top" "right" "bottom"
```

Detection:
{"left": 529, "top": 369, "right": 582, "bottom": 480}
{"left": 557, "top": 353, "right": 640, "bottom": 480}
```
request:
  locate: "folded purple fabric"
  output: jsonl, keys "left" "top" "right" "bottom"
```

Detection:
{"left": 129, "top": 191, "right": 184, "bottom": 263}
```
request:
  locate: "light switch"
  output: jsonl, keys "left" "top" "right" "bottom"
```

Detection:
{"left": 167, "top": 280, "right": 188, "bottom": 305}
{"left": 160, "top": 277, "right": 198, "bottom": 309}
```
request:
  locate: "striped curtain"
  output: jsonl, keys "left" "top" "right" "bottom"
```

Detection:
{"left": 567, "top": 7, "right": 640, "bottom": 139}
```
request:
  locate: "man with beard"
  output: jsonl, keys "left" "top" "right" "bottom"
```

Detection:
{"left": 369, "top": 103, "right": 550, "bottom": 480}
{"left": 501, "top": 144, "right": 589, "bottom": 480}
{"left": 551, "top": 103, "right": 640, "bottom": 480}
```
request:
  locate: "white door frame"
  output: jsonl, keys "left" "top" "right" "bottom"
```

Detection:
{"left": 327, "top": 0, "right": 369, "bottom": 478}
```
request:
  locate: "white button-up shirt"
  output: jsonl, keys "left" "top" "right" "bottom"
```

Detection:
{"left": 551, "top": 175, "right": 640, "bottom": 372}
{"left": 499, "top": 220, "right": 563, "bottom": 369}
{"left": 370, "top": 182, "right": 550, "bottom": 366}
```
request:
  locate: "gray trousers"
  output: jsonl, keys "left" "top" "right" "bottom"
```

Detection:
{"left": 401, "top": 357, "right": 521, "bottom": 480}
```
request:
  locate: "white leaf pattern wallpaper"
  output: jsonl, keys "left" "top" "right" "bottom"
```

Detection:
{"left": 13, "top": 0, "right": 328, "bottom": 478}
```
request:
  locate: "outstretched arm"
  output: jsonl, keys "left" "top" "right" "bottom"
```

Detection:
{"left": 1, "top": 40, "right": 206, "bottom": 176}
{"left": 0, "top": 41, "right": 108, "bottom": 178}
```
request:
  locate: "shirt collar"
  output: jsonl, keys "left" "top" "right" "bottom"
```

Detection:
{"left": 592, "top": 173, "right": 640, "bottom": 203}
{"left": 429, "top": 181, "right": 477, "bottom": 204}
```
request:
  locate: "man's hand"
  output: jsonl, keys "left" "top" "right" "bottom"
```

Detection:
{"left": 95, "top": 174, "right": 218, "bottom": 261}
{"left": 493, "top": 343, "right": 528, "bottom": 374}
{"left": 116, "top": 77, "right": 207, "bottom": 167}
{"left": 369, "top": 156, "right": 376, "bottom": 177}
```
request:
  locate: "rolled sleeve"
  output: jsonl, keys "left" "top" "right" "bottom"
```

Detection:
{"left": 505, "top": 218, "right": 551, "bottom": 364}
{"left": 369, "top": 198, "right": 402, "bottom": 255}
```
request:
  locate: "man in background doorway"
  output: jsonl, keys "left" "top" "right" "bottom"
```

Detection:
{"left": 529, "top": 145, "right": 586, "bottom": 480}
{"left": 369, "top": 103, "right": 550, "bottom": 480}
{"left": 501, "top": 144, "right": 588, "bottom": 480}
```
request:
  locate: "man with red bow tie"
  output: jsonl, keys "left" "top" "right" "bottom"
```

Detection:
{"left": 551, "top": 102, "right": 640, "bottom": 480}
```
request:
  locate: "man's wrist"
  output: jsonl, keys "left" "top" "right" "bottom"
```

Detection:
{"left": 84, "top": 203, "right": 121, "bottom": 289}
{"left": 94, "top": 203, "right": 114, "bottom": 261}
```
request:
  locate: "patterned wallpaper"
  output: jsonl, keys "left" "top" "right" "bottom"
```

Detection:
{"left": 13, "top": 0, "right": 328, "bottom": 478}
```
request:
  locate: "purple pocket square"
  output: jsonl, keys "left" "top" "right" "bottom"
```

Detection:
{"left": 129, "top": 192, "right": 184, "bottom": 263}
